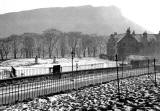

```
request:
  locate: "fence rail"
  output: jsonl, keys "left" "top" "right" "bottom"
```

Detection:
{"left": 0, "top": 59, "right": 158, "bottom": 106}
{"left": 0, "top": 63, "right": 104, "bottom": 79}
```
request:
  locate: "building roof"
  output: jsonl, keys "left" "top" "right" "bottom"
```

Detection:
{"left": 113, "top": 33, "right": 157, "bottom": 43}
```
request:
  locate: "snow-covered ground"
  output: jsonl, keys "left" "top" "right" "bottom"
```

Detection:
{"left": 0, "top": 57, "right": 117, "bottom": 79}
{"left": 0, "top": 57, "right": 116, "bottom": 68}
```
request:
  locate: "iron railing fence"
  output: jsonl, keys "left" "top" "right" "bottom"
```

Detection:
{"left": 0, "top": 63, "right": 105, "bottom": 80}
{"left": 0, "top": 58, "right": 158, "bottom": 106}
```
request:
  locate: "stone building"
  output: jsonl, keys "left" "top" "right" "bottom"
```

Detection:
{"left": 106, "top": 28, "right": 157, "bottom": 60}
{"left": 116, "top": 28, "right": 140, "bottom": 60}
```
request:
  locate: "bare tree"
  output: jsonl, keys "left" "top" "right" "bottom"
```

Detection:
{"left": 59, "top": 33, "right": 67, "bottom": 58}
{"left": 9, "top": 34, "right": 19, "bottom": 59}
{"left": 91, "top": 36, "right": 98, "bottom": 57}
{"left": 67, "top": 32, "right": 81, "bottom": 57}
{"left": 0, "top": 40, "right": 5, "bottom": 60}
{"left": 97, "top": 36, "right": 106, "bottom": 55}
{"left": 42, "top": 43, "right": 46, "bottom": 58}
{"left": 2, "top": 39, "right": 11, "bottom": 59}
{"left": 43, "top": 29, "right": 61, "bottom": 58}
{"left": 22, "top": 34, "right": 35, "bottom": 58}
{"left": 86, "top": 37, "right": 94, "bottom": 57}
{"left": 81, "top": 34, "right": 90, "bottom": 57}
{"left": 34, "top": 36, "right": 43, "bottom": 58}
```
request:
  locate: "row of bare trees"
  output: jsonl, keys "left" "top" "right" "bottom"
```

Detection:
{"left": 0, "top": 28, "right": 107, "bottom": 60}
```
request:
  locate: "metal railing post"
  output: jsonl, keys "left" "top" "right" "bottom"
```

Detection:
{"left": 18, "top": 84, "right": 20, "bottom": 102}
{"left": 2, "top": 86, "right": 3, "bottom": 105}
{"left": 148, "top": 59, "right": 149, "bottom": 77}
{"left": 115, "top": 54, "right": 120, "bottom": 99}
{"left": 71, "top": 48, "right": 75, "bottom": 89}
{"left": 122, "top": 59, "right": 123, "bottom": 78}
{"left": 154, "top": 58, "right": 157, "bottom": 87}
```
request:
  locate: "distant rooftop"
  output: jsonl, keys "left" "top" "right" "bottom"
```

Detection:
{"left": 112, "top": 33, "right": 159, "bottom": 43}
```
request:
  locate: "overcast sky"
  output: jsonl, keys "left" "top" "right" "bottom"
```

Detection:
{"left": 0, "top": 0, "right": 160, "bottom": 33}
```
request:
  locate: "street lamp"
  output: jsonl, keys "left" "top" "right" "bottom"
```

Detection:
{"left": 71, "top": 48, "right": 75, "bottom": 76}
{"left": 71, "top": 48, "right": 75, "bottom": 89}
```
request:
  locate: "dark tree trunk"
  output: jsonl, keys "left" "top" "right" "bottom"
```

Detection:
{"left": 61, "top": 48, "right": 65, "bottom": 58}
{"left": 93, "top": 48, "right": 96, "bottom": 57}
{"left": 48, "top": 47, "right": 52, "bottom": 58}
{"left": 43, "top": 50, "right": 45, "bottom": 58}
{"left": 56, "top": 48, "right": 58, "bottom": 58}
{"left": 83, "top": 50, "right": 86, "bottom": 57}
{"left": 0, "top": 50, "right": 4, "bottom": 60}
{"left": 5, "top": 55, "right": 7, "bottom": 59}
{"left": 88, "top": 47, "right": 91, "bottom": 57}
{"left": 14, "top": 50, "right": 17, "bottom": 59}
{"left": 49, "top": 53, "right": 52, "bottom": 58}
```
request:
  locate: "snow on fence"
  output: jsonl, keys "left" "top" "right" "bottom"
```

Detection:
{"left": 62, "top": 63, "right": 104, "bottom": 72}
{"left": 0, "top": 69, "right": 11, "bottom": 79}
{"left": 16, "top": 67, "right": 50, "bottom": 77}
{"left": 0, "top": 63, "right": 105, "bottom": 79}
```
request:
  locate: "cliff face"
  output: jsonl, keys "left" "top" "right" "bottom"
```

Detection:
{"left": 0, "top": 5, "right": 145, "bottom": 38}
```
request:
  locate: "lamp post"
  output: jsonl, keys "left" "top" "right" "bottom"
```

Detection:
{"left": 71, "top": 48, "right": 75, "bottom": 76}
{"left": 71, "top": 48, "right": 75, "bottom": 89}
{"left": 115, "top": 54, "right": 120, "bottom": 99}
{"left": 154, "top": 58, "right": 157, "bottom": 87}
